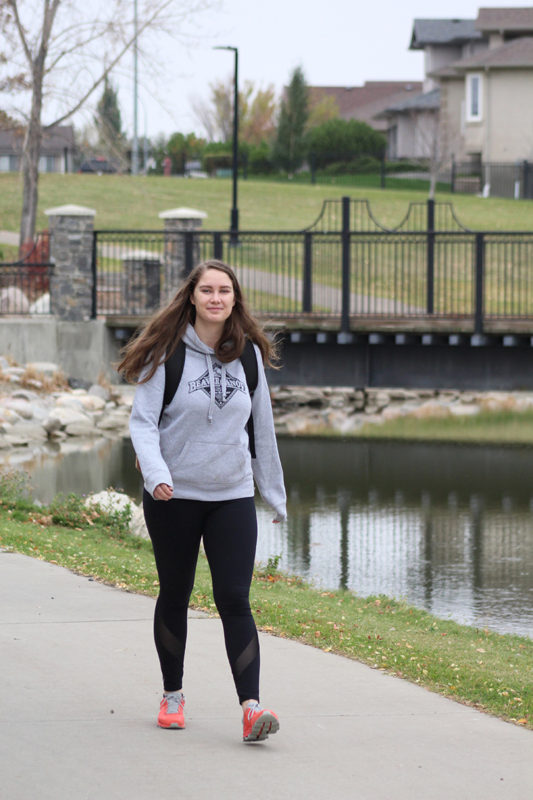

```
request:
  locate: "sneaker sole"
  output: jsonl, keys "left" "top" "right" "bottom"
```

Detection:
{"left": 158, "top": 720, "right": 185, "bottom": 729}
{"left": 243, "top": 711, "right": 279, "bottom": 742}
{"left": 157, "top": 720, "right": 185, "bottom": 731}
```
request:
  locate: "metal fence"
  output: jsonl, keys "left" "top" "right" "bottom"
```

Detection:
{"left": 0, "top": 231, "right": 53, "bottom": 315}
{"left": 94, "top": 220, "right": 533, "bottom": 335}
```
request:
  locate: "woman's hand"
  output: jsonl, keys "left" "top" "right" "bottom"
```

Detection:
{"left": 154, "top": 483, "right": 173, "bottom": 501}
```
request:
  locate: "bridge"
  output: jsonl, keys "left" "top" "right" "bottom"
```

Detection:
{"left": 2, "top": 198, "right": 533, "bottom": 389}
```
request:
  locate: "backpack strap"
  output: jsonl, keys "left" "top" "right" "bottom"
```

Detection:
{"left": 240, "top": 339, "right": 259, "bottom": 459}
{"left": 159, "top": 339, "right": 186, "bottom": 425}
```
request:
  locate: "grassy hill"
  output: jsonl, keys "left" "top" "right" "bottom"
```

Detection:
{"left": 2, "top": 172, "right": 533, "bottom": 234}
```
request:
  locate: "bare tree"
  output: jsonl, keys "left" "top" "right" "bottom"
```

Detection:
{"left": 0, "top": 0, "right": 212, "bottom": 250}
{"left": 192, "top": 77, "right": 277, "bottom": 144}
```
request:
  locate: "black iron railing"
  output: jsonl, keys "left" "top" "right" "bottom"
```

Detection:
{"left": 0, "top": 263, "right": 53, "bottom": 315}
{"left": 90, "top": 198, "right": 533, "bottom": 333}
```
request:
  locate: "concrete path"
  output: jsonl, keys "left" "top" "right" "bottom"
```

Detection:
{"left": 1, "top": 550, "right": 532, "bottom": 800}
{"left": 0, "top": 231, "right": 19, "bottom": 247}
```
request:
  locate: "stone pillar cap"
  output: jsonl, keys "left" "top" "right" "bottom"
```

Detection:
{"left": 45, "top": 204, "right": 96, "bottom": 217}
{"left": 158, "top": 207, "right": 207, "bottom": 220}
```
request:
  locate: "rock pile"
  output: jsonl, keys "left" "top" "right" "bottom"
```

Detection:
{"left": 270, "top": 385, "right": 533, "bottom": 435}
{"left": 0, "top": 357, "right": 131, "bottom": 451}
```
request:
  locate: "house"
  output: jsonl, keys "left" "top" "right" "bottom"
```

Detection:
{"left": 381, "top": 7, "right": 533, "bottom": 173}
{"left": 0, "top": 125, "right": 75, "bottom": 173}
{"left": 434, "top": 8, "right": 533, "bottom": 165}
{"left": 307, "top": 81, "right": 422, "bottom": 135}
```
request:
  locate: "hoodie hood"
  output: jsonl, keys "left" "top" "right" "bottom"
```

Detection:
{"left": 181, "top": 324, "right": 227, "bottom": 423}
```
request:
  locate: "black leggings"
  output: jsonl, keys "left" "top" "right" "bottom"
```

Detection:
{"left": 143, "top": 492, "right": 260, "bottom": 704}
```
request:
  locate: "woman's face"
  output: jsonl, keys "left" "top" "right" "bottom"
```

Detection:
{"left": 191, "top": 268, "right": 235, "bottom": 326}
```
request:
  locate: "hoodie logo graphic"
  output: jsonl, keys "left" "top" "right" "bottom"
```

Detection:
{"left": 188, "top": 363, "right": 246, "bottom": 409}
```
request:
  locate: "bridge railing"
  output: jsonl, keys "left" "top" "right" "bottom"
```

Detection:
{"left": 93, "top": 215, "right": 533, "bottom": 334}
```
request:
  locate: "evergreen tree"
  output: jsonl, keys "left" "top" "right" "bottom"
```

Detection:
{"left": 95, "top": 78, "right": 126, "bottom": 164}
{"left": 273, "top": 66, "right": 309, "bottom": 175}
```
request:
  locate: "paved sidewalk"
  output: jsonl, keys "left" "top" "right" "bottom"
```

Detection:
{"left": 1, "top": 550, "right": 531, "bottom": 800}
{"left": 0, "top": 230, "right": 19, "bottom": 247}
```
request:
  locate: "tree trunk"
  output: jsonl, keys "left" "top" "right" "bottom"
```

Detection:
{"left": 14, "top": 0, "right": 59, "bottom": 255}
{"left": 19, "top": 115, "right": 42, "bottom": 253}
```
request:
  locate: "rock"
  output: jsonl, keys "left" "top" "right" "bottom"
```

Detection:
{"left": 387, "top": 388, "right": 419, "bottom": 402}
{"left": 97, "top": 411, "right": 130, "bottom": 430}
{"left": 0, "top": 287, "right": 29, "bottom": 313}
{"left": 64, "top": 421, "right": 97, "bottom": 436}
{"left": 46, "top": 407, "right": 91, "bottom": 428}
{"left": 11, "top": 389, "right": 39, "bottom": 402}
{"left": 0, "top": 398, "right": 33, "bottom": 419}
{"left": 0, "top": 407, "right": 22, "bottom": 424}
{"left": 118, "top": 392, "right": 133, "bottom": 410}
{"left": 49, "top": 429, "right": 67, "bottom": 440}
{"left": 30, "top": 404, "right": 51, "bottom": 422}
{"left": 5, "top": 422, "right": 47, "bottom": 445}
{"left": 68, "top": 377, "right": 92, "bottom": 390}
{"left": 381, "top": 405, "right": 408, "bottom": 421}
{"left": 410, "top": 400, "right": 451, "bottom": 419}
{"left": 88, "top": 384, "right": 110, "bottom": 402}
{"left": 353, "top": 390, "right": 366, "bottom": 411}
{"left": 449, "top": 404, "right": 481, "bottom": 417}
{"left": 29, "top": 293, "right": 50, "bottom": 314}
{"left": 130, "top": 505, "right": 149, "bottom": 539}
{"left": 78, "top": 394, "right": 106, "bottom": 412}
{"left": 3, "top": 367, "right": 25, "bottom": 379}
{"left": 25, "top": 361, "right": 61, "bottom": 378}
{"left": 85, "top": 490, "right": 134, "bottom": 515}
{"left": 54, "top": 394, "right": 84, "bottom": 410}
{"left": 84, "top": 490, "right": 147, "bottom": 538}
{"left": 42, "top": 416, "right": 62, "bottom": 434}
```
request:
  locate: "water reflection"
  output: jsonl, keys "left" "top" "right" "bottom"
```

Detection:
{"left": 2, "top": 436, "right": 532, "bottom": 638}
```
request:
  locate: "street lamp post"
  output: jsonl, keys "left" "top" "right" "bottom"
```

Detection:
{"left": 214, "top": 46, "right": 239, "bottom": 244}
{"left": 132, "top": 0, "right": 139, "bottom": 175}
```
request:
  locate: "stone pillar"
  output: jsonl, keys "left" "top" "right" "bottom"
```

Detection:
{"left": 45, "top": 204, "right": 96, "bottom": 321}
{"left": 158, "top": 207, "right": 207, "bottom": 302}
{"left": 123, "top": 250, "right": 161, "bottom": 314}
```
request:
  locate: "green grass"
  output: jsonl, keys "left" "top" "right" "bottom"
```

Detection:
{"left": 2, "top": 172, "right": 533, "bottom": 234}
{"left": 0, "top": 475, "right": 531, "bottom": 729}
{"left": 347, "top": 409, "right": 533, "bottom": 446}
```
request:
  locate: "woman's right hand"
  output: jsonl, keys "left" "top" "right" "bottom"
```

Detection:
{"left": 154, "top": 483, "right": 174, "bottom": 501}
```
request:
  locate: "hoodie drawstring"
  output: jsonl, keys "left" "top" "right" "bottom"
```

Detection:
{"left": 206, "top": 354, "right": 215, "bottom": 423}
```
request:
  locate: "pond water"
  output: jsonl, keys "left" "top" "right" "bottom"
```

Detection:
{"left": 3, "top": 435, "right": 533, "bottom": 639}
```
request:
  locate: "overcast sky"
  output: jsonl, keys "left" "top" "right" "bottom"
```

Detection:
{"left": 101, "top": 0, "right": 531, "bottom": 139}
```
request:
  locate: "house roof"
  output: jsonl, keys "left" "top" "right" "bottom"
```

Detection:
{"left": 476, "top": 7, "right": 533, "bottom": 33}
{"left": 432, "top": 35, "right": 533, "bottom": 75}
{"left": 410, "top": 19, "right": 483, "bottom": 50}
{"left": 308, "top": 82, "right": 423, "bottom": 130}
{"left": 378, "top": 88, "right": 441, "bottom": 117}
{"left": 0, "top": 125, "right": 75, "bottom": 154}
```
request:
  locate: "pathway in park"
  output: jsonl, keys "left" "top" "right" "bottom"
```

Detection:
{"left": 1, "top": 550, "right": 531, "bottom": 800}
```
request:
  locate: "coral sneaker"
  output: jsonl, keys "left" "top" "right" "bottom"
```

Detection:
{"left": 158, "top": 692, "right": 185, "bottom": 729}
{"left": 242, "top": 702, "right": 279, "bottom": 742}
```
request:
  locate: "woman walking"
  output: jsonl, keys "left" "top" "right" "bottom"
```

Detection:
{"left": 118, "top": 259, "right": 286, "bottom": 743}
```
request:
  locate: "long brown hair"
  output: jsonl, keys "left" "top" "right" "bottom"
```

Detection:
{"left": 117, "top": 259, "right": 278, "bottom": 383}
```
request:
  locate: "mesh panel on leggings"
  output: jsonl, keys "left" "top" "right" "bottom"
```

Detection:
{"left": 155, "top": 610, "right": 185, "bottom": 661}
{"left": 233, "top": 635, "right": 259, "bottom": 678}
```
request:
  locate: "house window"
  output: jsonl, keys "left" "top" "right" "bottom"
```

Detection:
{"left": 466, "top": 73, "right": 482, "bottom": 122}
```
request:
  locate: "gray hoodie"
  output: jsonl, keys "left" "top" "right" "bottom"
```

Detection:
{"left": 129, "top": 325, "right": 287, "bottom": 521}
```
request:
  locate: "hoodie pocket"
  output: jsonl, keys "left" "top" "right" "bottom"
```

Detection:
{"left": 178, "top": 441, "right": 250, "bottom": 486}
